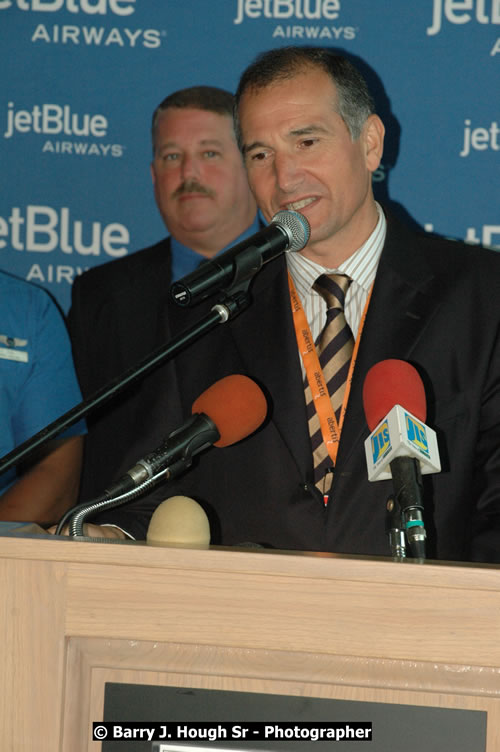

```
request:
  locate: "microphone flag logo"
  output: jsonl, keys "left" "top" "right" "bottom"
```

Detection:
{"left": 370, "top": 420, "right": 391, "bottom": 465}
{"left": 405, "top": 414, "right": 431, "bottom": 459}
{"left": 365, "top": 404, "right": 441, "bottom": 482}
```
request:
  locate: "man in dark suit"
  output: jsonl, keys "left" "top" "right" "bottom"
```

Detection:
{"left": 68, "top": 85, "right": 259, "bottom": 515}
{"left": 70, "top": 51, "right": 500, "bottom": 562}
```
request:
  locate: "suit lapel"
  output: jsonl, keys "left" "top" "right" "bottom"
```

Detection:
{"left": 164, "top": 212, "right": 443, "bottom": 481}
{"left": 337, "top": 212, "right": 443, "bottom": 466}
{"left": 228, "top": 255, "right": 312, "bottom": 477}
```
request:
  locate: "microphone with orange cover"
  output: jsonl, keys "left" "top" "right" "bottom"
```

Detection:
{"left": 363, "top": 359, "right": 427, "bottom": 434}
{"left": 64, "top": 375, "right": 267, "bottom": 539}
{"left": 362, "top": 360, "right": 441, "bottom": 559}
{"left": 105, "top": 374, "right": 268, "bottom": 497}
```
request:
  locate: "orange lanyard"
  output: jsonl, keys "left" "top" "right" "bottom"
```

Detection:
{"left": 288, "top": 271, "right": 373, "bottom": 468}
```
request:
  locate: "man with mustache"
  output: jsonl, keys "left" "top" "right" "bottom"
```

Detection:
{"left": 149, "top": 86, "right": 258, "bottom": 275}
{"left": 68, "top": 86, "right": 258, "bottom": 520}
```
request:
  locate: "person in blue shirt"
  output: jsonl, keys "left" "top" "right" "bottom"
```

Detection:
{"left": 0, "top": 271, "right": 85, "bottom": 526}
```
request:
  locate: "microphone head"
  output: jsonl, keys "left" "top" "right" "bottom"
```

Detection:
{"left": 146, "top": 495, "right": 210, "bottom": 548}
{"left": 192, "top": 374, "right": 267, "bottom": 448}
{"left": 363, "top": 359, "right": 427, "bottom": 431}
{"left": 271, "top": 210, "right": 310, "bottom": 253}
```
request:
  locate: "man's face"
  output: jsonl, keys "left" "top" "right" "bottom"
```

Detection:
{"left": 151, "top": 107, "right": 254, "bottom": 250}
{"left": 238, "top": 67, "right": 384, "bottom": 264}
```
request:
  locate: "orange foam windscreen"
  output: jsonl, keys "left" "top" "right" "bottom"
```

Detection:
{"left": 362, "top": 359, "right": 426, "bottom": 431}
{"left": 192, "top": 374, "right": 267, "bottom": 447}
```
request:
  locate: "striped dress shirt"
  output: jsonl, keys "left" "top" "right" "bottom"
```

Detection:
{"left": 286, "top": 203, "right": 387, "bottom": 354}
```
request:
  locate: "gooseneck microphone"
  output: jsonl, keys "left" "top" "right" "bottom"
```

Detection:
{"left": 362, "top": 360, "right": 441, "bottom": 559}
{"left": 63, "top": 374, "right": 268, "bottom": 538}
{"left": 106, "top": 373, "right": 268, "bottom": 497}
{"left": 171, "top": 209, "right": 310, "bottom": 307}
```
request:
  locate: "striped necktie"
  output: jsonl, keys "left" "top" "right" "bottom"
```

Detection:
{"left": 305, "top": 273, "right": 354, "bottom": 493}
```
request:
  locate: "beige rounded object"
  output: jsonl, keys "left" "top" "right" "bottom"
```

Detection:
{"left": 146, "top": 495, "right": 210, "bottom": 548}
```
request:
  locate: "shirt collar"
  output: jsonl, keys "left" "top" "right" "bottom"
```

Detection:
{"left": 287, "top": 202, "right": 386, "bottom": 298}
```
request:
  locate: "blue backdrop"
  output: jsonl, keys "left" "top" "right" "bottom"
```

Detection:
{"left": 1, "top": 0, "right": 499, "bottom": 312}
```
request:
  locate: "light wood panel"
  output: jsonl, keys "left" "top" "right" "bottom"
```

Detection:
{"left": 0, "top": 535, "right": 499, "bottom": 751}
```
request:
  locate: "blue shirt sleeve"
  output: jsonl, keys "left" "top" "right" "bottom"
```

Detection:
{"left": 0, "top": 274, "right": 86, "bottom": 491}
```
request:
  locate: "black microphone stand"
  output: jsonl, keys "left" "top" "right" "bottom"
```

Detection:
{"left": 0, "top": 283, "right": 253, "bottom": 537}
{"left": 389, "top": 456, "right": 426, "bottom": 560}
{"left": 385, "top": 496, "right": 406, "bottom": 560}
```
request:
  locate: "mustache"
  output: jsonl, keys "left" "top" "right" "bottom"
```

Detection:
{"left": 172, "top": 179, "right": 215, "bottom": 200}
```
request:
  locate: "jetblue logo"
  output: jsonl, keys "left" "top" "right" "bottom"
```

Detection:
{"left": 234, "top": 0, "right": 341, "bottom": 24}
{"left": 4, "top": 102, "right": 108, "bottom": 139}
{"left": 0, "top": 0, "right": 136, "bottom": 15}
{"left": 0, "top": 0, "right": 165, "bottom": 50}
{"left": 371, "top": 421, "right": 391, "bottom": 465}
{"left": 426, "top": 0, "right": 500, "bottom": 54}
{"left": 427, "top": 0, "right": 500, "bottom": 35}
{"left": 232, "top": 0, "right": 357, "bottom": 42}
{"left": 405, "top": 415, "right": 430, "bottom": 458}
{"left": 460, "top": 119, "right": 500, "bottom": 157}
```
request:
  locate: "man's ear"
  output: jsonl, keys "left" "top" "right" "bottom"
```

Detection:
{"left": 363, "top": 114, "right": 385, "bottom": 172}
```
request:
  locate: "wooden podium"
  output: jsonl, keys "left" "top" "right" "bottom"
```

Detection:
{"left": 1, "top": 533, "right": 500, "bottom": 751}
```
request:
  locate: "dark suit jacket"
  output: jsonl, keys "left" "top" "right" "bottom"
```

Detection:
{"left": 68, "top": 210, "right": 500, "bottom": 562}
